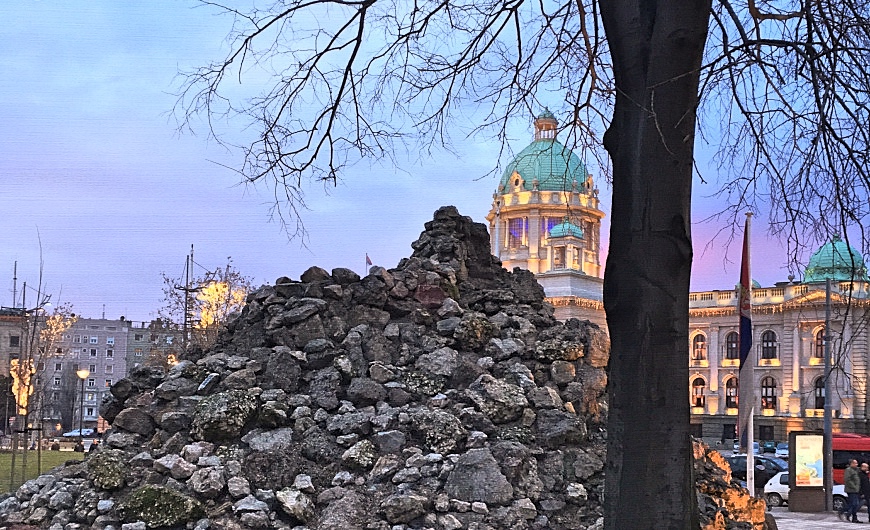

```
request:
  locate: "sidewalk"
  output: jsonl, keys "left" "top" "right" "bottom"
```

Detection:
{"left": 770, "top": 506, "right": 869, "bottom": 529}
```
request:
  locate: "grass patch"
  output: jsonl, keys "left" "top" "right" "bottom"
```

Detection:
{"left": 0, "top": 451, "right": 84, "bottom": 493}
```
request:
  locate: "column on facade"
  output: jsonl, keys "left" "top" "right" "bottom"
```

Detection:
{"left": 788, "top": 324, "right": 802, "bottom": 417}
{"left": 527, "top": 209, "right": 540, "bottom": 273}
{"left": 841, "top": 317, "right": 855, "bottom": 418}
{"left": 708, "top": 326, "right": 719, "bottom": 415}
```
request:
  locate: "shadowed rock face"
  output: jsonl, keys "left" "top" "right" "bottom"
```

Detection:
{"left": 0, "top": 206, "right": 614, "bottom": 529}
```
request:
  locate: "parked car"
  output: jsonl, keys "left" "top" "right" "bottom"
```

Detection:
{"left": 727, "top": 454, "right": 788, "bottom": 488}
{"left": 762, "top": 440, "right": 777, "bottom": 453}
{"left": 61, "top": 428, "right": 94, "bottom": 438}
{"left": 775, "top": 442, "right": 789, "bottom": 459}
{"left": 763, "top": 471, "right": 846, "bottom": 511}
{"left": 732, "top": 440, "right": 761, "bottom": 454}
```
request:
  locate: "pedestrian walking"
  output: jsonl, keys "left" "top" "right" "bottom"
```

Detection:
{"left": 841, "top": 459, "right": 863, "bottom": 523}
{"left": 862, "top": 463, "right": 870, "bottom": 523}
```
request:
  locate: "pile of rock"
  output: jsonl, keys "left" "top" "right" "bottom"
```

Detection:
{"left": 0, "top": 207, "right": 611, "bottom": 530}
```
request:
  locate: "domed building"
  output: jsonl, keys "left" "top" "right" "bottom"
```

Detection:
{"left": 688, "top": 236, "right": 870, "bottom": 442}
{"left": 486, "top": 111, "right": 606, "bottom": 326}
{"left": 488, "top": 110, "right": 870, "bottom": 442}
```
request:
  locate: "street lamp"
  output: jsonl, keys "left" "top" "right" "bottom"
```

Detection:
{"left": 75, "top": 369, "right": 89, "bottom": 440}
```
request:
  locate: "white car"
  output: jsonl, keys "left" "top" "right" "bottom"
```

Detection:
{"left": 61, "top": 428, "right": 95, "bottom": 438}
{"left": 764, "top": 471, "right": 846, "bottom": 511}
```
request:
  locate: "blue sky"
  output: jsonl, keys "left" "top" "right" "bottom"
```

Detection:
{"left": 0, "top": 1, "right": 792, "bottom": 321}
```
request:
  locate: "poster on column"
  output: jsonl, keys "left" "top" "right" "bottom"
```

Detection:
{"left": 794, "top": 433, "right": 824, "bottom": 487}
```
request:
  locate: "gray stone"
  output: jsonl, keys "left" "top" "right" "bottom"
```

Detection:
{"left": 241, "top": 427, "right": 294, "bottom": 452}
{"left": 276, "top": 488, "right": 315, "bottom": 523}
{"left": 465, "top": 374, "right": 528, "bottom": 424}
{"left": 112, "top": 407, "right": 156, "bottom": 437}
{"left": 444, "top": 448, "right": 514, "bottom": 505}
{"left": 380, "top": 493, "right": 429, "bottom": 524}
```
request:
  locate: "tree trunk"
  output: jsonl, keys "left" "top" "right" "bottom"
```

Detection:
{"left": 600, "top": 1, "right": 711, "bottom": 528}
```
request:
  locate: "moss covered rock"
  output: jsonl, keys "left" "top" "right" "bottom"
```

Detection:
{"left": 87, "top": 449, "right": 129, "bottom": 491}
{"left": 118, "top": 485, "right": 206, "bottom": 528}
{"left": 191, "top": 389, "right": 258, "bottom": 442}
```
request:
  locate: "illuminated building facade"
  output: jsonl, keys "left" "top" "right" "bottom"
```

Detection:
{"left": 488, "top": 112, "right": 870, "bottom": 442}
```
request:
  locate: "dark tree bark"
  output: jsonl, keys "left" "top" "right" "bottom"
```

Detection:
{"left": 600, "top": 1, "right": 711, "bottom": 528}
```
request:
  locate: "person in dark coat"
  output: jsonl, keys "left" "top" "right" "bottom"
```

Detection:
{"left": 861, "top": 463, "right": 870, "bottom": 523}
{"left": 842, "top": 459, "right": 863, "bottom": 523}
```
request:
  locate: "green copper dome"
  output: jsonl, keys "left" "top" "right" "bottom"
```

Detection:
{"left": 549, "top": 220, "right": 584, "bottom": 239}
{"left": 499, "top": 112, "right": 587, "bottom": 193}
{"left": 804, "top": 235, "right": 869, "bottom": 283}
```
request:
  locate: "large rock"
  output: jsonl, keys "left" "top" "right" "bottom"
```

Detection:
{"left": 191, "top": 390, "right": 258, "bottom": 442}
{"left": 117, "top": 485, "right": 205, "bottom": 527}
{"left": 444, "top": 448, "right": 514, "bottom": 505}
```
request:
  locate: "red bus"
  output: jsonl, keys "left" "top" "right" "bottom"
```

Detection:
{"left": 832, "top": 433, "right": 870, "bottom": 484}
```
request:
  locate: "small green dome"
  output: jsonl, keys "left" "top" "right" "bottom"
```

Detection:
{"left": 804, "top": 235, "right": 869, "bottom": 283}
{"left": 549, "top": 220, "right": 583, "bottom": 239}
{"left": 499, "top": 111, "right": 587, "bottom": 193}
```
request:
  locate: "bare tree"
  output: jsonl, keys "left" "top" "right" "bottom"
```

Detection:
{"left": 158, "top": 258, "right": 253, "bottom": 352}
{"left": 175, "top": 0, "right": 870, "bottom": 526}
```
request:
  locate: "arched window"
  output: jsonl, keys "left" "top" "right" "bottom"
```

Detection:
{"left": 761, "top": 330, "right": 778, "bottom": 359}
{"left": 692, "top": 377, "right": 706, "bottom": 407}
{"left": 761, "top": 377, "right": 777, "bottom": 410}
{"left": 725, "top": 332, "right": 739, "bottom": 360}
{"left": 692, "top": 334, "right": 707, "bottom": 361}
{"left": 814, "top": 377, "right": 826, "bottom": 409}
{"left": 814, "top": 329, "right": 825, "bottom": 359}
{"left": 725, "top": 378, "right": 738, "bottom": 409}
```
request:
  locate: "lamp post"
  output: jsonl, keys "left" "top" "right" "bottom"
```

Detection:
{"left": 75, "top": 369, "right": 89, "bottom": 441}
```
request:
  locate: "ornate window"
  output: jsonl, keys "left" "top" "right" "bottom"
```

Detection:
{"left": 761, "top": 330, "right": 778, "bottom": 359}
{"left": 814, "top": 329, "right": 825, "bottom": 359}
{"left": 507, "top": 217, "right": 527, "bottom": 248}
{"left": 692, "top": 334, "right": 707, "bottom": 361}
{"left": 814, "top": 377, "right": 826, "bottom": 409}
{"left": 761, "top": 377, "right": 777, "bottom": 410}
{"left": 725, "top": 332, "right": 739, "bottom": 360}
{"left": 692, "top": 377, "right": 706, "bottom": 408}
{"left": 725, "top": 378, "right": 738, "bottom": 409}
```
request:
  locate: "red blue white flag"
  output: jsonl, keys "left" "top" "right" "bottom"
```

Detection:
{"left": 366, "top": 254, "right": 372, "bottom": 267}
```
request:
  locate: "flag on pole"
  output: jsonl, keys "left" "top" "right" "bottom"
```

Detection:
{"left": 737, "top": 214, "right": 753, "bottom": 441}
{"left": 365, "top": 254, "right": 372, "bottom": 267}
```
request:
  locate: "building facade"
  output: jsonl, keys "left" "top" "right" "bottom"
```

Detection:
{"left": 487, "top": 112, "right": 870, "bottom": 442}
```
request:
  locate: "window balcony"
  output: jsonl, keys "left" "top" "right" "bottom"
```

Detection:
{"left": 691, "top": 406, "right": 705, "bottom": 415}
{"left": 809, "top": 357, "right": 824, "bottom": 366}
{"left": 721, "top": 358, "right": 740, "bottom": 367}
{"left": 690, "top": 359, "right": 709, "bottom": 368}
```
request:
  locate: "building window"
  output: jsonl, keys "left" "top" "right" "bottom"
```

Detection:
{"left": 105, "top": 365, "right": 113, "bottom": 374}
{"left": 86, "top": 407, "right": 94, "bottom": 417}
{"left": 507, "top": 217, "right": 527, "bottom": 248}
{"left": 553, "top": 247, "right": 566, "bottom": 269}
{"left": 814, "top": 329, "right": 825, "bottom": 359}
{"left": 542, "top": 217, "right": 560, "bottom": 239}
{"left": 89, "top": 336, "right": 98, "bottom": 344}
{"left": 134, "top": 333, "right": 144, "bottom": 341}
{"left": 53, "top": 377, "right": 61, "bottom": 386}
{"left": 134, "top": 348, "right": 143, "bottom": 357}
{"left": 9, "top": 335, "right": 20, "bottom": 348}
{"left": 51, "top": 392, "right": 59, "bottom": 401}
{"left": 90, "top": 349, "right": 97, "bottom": 357}
{"left": 73, "top": 335, "right": 81, "bottom": 343}
{"left": 761, "top": 377, "right": 777, "bottom": 410}
{"left": 814, "top": 377, "right": 826, "bottom": 409}
{"left": 87, "top": 378, "right": 95, "bottom": 387}
{"left": 724, "top": 332, "right": 739, "bottom": 360}
{"left": 725, "top": 378, "right": 738, "bottom": 409}
{"left": 86, "top": 392, "right": 95, "bottom": 401}
{"left": 89, "top": 364, "right": 96, "bottom": 373}
{"left": 37, "top": 362, "right": 45, "bottom": 371}
{"left": 761, "top": 330, "right": 778, "bottom": 359}
{"left": 692, "top": 334, "right": 707, "bottom": 361}
{"left": 54, "top": 363, "right": 62, "bottom": 371}
{"left": 106, "top": 337, "right": 114, "bottom": 346}
{"left": 106, "top": 349, "right": 114, "bottom": 358}
{"left": 692, "top": 377, "right": 706, "bottom": 408}
{"left": 105, "top": 379, "right": 112, "bottom": 387}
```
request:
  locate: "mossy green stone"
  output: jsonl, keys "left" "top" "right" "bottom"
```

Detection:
{"left": 87, "top": 450, "right": 129, "bottom": 491}
{"left": 119, "top": 485, "right": 206, "bottom": 528}
{"left": 191, "top": 389, "right": 259, "bottom": 442}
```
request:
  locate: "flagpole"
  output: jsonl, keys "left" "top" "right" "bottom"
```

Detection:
{"left": 737, "top": 212, "right": 755, "bottom": 494}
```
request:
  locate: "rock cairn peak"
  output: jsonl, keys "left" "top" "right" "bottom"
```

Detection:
{"left": 2, "top": 206, "right": 612, "bottom": 529}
